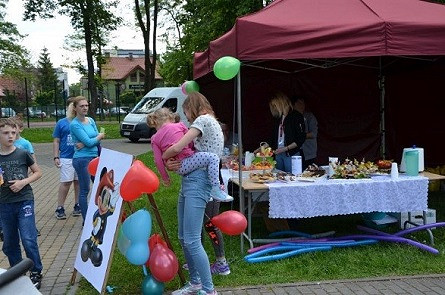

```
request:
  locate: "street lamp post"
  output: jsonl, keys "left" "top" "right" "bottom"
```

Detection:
{"left": 116, "top": 81, "right": 121, "bottom": 123}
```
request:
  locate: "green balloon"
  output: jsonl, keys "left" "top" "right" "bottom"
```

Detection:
{"left": 213, "top": 56, "right": 241, "bottom": 80}
{"left": 141, "top": 275, "right": 164, "bottom": 295}
{"left": 185, "top": 81, "right": 200, "bottom": 93}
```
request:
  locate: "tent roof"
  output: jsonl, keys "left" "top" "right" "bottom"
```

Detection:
{"left": 194, "top": 0, "right": 445, "bottom": 79}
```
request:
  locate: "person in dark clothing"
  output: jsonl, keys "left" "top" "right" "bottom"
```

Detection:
{"left": 268, "top": 92, "right": 306, "bottom": 173}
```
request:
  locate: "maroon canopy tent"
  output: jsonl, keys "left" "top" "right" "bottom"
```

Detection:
{"left": 193, "top": 0, "right": 445, "bottom": 166}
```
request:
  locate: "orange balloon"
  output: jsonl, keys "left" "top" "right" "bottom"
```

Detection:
{"left": 120, "top": 160, "right": 160, "bottom": 201}
{"left": 87, "top": 157, "right": 100, "bottom": 176}
{"left": 211, "top": 210, "right": 247, "bottom": 236}
{"left": 148, "top": 244, "right": 179, "bottom": 283}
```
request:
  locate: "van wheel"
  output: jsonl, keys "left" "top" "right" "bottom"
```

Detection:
{"left": 129, "top": 137, "right": 139, "bottom": 143}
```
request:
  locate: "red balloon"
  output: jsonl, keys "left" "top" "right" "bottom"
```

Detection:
{"left": 120, "top": 160, "right": 160, "bottom": 201}
{"left": 211, "top": 210, "right": 247, "bottom": 236}
{"left": 148, "top": 244, "right": 179, "bottom": 283}
{"left": 149, "top": 234, "right": 168, "bottom": 252}
{"left": 87, "top": 157, "right": 100, "bottom": 176}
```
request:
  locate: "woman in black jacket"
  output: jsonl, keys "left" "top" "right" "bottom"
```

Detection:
{"left": 269, "top": 93, "right": 306, "bottom": 172}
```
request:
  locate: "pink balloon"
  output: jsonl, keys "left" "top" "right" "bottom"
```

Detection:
{"left": 148, "top": 244, "right": 179, "bottom": 282}
{"left": 181, "top": 82, "right": 187, "bottom": 95}
{"left": 120, "top": 160, "right": 160, "bottom": 201}
{"left": 211, "top": 210, "right": 247, "bottom": 236}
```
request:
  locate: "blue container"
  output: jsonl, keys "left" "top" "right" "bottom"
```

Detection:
{"left": 405, "top": 150, "right": 419, "bottom": 176}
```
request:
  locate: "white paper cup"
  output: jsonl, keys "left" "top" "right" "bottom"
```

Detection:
{"left": 391, "top": 162, "right": 399, "bottom": 179}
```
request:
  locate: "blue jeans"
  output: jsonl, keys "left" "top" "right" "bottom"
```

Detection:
{"left": 178, "top": 169, "right": 214, "bottom": 292}
{"left": 0, "top": 200, "right": 43, "bottom": 272}
{"left": 73, "top": 157, "right": 95, "bottom": 221}
{"left": 275, "top": 152, "right": 292, "bottom": 173}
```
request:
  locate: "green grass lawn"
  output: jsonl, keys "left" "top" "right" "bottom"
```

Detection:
{"left": 75, "top": 152, "right": 445, "bottom": 294}
{"left": 21, "top": 122, "right": 122, "bottom": 143}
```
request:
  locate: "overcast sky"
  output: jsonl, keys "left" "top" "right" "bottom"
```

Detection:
{"left": 5, "top": 0, "right": 161, "bottom": 85}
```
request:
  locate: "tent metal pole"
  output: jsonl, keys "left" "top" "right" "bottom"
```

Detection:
{"left": 236, "top": 70, "right": 245, "bottom": 253}
{"left": 379, "top": 57, "right": 386, "bottom": 159}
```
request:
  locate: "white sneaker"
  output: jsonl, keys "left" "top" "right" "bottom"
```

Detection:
{"left": 210, "top": 186, "right": 234, "bottom": 202}
{"left": 172, "top": 282, "right": 202, "bottom": 295}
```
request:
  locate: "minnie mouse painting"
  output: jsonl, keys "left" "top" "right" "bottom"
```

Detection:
{"left": 80, "top": 167, "right": 119, "bottom": 267}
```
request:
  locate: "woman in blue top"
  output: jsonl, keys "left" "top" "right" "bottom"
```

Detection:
{"left": 69, "top": 96, "right": 105, "bottom": 221}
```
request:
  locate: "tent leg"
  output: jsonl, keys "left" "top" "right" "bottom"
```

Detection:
{"left": 235, "top": 71, "right": 246, "bottom": 253}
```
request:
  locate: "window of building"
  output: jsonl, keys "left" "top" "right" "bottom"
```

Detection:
{"left": 130, "top": 72, "right": 137, "bottom": 82}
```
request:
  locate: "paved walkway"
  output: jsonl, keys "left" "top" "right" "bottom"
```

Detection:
{"left": 1, "top": 138, "right": 445, "bottom": 294}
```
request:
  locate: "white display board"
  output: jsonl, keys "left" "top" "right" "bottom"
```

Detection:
{"left": 74, "top": 148, "right": 133, "bottom": 293}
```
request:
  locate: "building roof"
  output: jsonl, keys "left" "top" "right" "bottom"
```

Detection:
{"left": 101, "top": 56, "right": 162, "bottom": 80}
{"left": 0, "top": 76, "right": 25, "bottom": 99}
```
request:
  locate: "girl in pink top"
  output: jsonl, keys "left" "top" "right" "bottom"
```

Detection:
{"left": 147, "top": 108, "right": 231, "bottom": 202}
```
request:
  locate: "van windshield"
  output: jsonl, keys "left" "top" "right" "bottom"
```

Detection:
{"left": 132, "top": 96, "right": 164, "bottom": 114}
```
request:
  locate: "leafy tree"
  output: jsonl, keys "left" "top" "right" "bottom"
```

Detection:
{"left": 69, "top": 82, "right": 81, "bottom": 97}
{"left": 0, "top": 0, "right": 30, "bottom": 77}
{"left": 119, "top": 90, "right": 138, "bottom": 106}
{"left": 37, "top": 47, "right": 57, "bottom": 92}
{"left": 35, "top": 90, "right": 55, "bottom": 106}
{"left": 134, "top": 0, "right": 160, "bottom": 93}
{"left": 23, "top": 0, "right": 122, "bottom": 117}
{"left": 158, "top": 0, "right": 265, "bottom": 86}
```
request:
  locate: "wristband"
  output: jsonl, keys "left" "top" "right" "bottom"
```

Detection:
{"left": 54, "top": 157, "right": 60, "bottom": 160}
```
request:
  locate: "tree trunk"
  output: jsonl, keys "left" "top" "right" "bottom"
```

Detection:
{"left": 135, "top": 0, "right": 153, "bottom": 94}
{"left": 150, "top": 0, "right": 158, "bottom": 90}
{"left": 83, "top": 2, "right": 98, "bottom": 118}
{"left": 143, "top": 0, "right": 153, "bottom": 92}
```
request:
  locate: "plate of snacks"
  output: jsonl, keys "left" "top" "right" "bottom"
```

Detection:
{"left": 276, "top": 172, "right": 297, "bottom": 182}
{"left": 249, "top": 172, "right": 276, "bottom": 183}
{"left": 330, "top": 158, "right": 377, "bottom": 179}
{"left": 296, "top": 164, "right": 327, "bottom": 181}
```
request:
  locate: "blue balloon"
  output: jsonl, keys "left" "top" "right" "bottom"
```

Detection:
{"left": 142, "top": 275, "right": 164, "bottom": 295}
{"left": 122, "top": 209, "right": 152, "bottom": 241}
{"left": 126, "top": 242, "right": 150, "bottom": 265}
{"left": 117, "top": 227, "right": 130, "bottom": 256}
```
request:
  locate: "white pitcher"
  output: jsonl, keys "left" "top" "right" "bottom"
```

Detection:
{"left": 245, "top": 151, "right": 255, "bottom": 167}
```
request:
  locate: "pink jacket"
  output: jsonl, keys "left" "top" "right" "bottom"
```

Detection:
{"left": 151, "top": 122, "right": 194, "bottom": 182}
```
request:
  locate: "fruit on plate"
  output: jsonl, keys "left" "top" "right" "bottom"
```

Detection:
{"left": 227, "top": 160, "right": 250, "bottom": 171}
{"left": 376, "top": 159, "right": 392, "bottom": 169}
{"left": 251, "top": 160, "right": 274, "bottom": 170}
{"left": 256, "top": 147, "right": 274, "bottom": 157}
{"left": 331, "top": 158, "right": 378, "bottom": 179}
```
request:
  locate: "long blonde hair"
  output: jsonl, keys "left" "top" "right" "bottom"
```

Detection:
{"left": 147, "top": 108, "right": 176, "bottom": 129}
{"left": 67, "top": 96, "right": 88, "bottom": 119}
{"left": 182, "top": 92, "right": 215, "bottom": 122}
{"left": 269, "top": 92, "right": 293, "bottom": 118}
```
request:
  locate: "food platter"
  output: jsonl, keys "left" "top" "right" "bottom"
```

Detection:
{"left": 296, "top": 164, "right": 327, "bottom": 181}
{"left": 249, "top": 172, "right": 276, "bottom": 183}
{"left": 329, "top": 158, "right": 377, "bottom": 179}
{"left": 369, "top": 169, "right": 391, "bottom": 176}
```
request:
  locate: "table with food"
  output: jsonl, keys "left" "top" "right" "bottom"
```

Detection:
{"left": 222, "top": 142, "right": 445, "bottom": 251}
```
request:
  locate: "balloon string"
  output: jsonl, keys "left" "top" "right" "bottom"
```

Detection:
{"left": 142, "top": 265, "right": 148, "bottom": 277}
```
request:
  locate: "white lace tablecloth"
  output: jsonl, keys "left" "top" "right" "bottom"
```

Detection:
{"left": 266, "top": 175, "right": 429, "bottom": 219}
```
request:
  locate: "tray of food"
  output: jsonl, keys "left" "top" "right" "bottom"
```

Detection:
{"left": 296, "top": 164, "right": 327, "bottom": 181}
{"left": 276, "top": 172, "right": 297, "bottom": 182}
{"left": 330, "top": 158, "right": 378, "bottom": 179}
{"left": 249, "top": 172, "right": 276, "bottom": 183}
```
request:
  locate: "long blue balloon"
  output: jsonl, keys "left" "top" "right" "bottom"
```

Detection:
{"left": 245, "top": 246, "right": 331, "bottom": 263}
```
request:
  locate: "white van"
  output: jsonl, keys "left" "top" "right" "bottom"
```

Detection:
{"left": 120, "top": 87, "right": 188, "bottom": 142}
